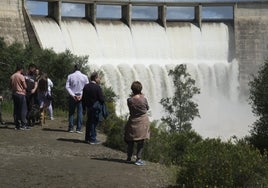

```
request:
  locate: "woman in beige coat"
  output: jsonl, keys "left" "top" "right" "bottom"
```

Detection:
{"left": 124, "top": 81, "right": 150, "bottom": 166}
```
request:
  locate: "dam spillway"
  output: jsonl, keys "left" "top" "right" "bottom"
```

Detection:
{"left": 2, "top": 0, "right": 268, "bottom": 139}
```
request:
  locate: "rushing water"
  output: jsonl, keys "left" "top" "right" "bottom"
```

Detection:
{"left": 31, "top": 17, "right": 255, "bottom": 139}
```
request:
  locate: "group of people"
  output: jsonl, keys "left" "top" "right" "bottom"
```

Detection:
{"left": 10, "top": 63, "right": 54, "bottom": 130}
{"left": 8, "top": 63, "right": 150, "bottom": 166}
{"left": 66, "top": 65, "right": 150, "bottom": 165}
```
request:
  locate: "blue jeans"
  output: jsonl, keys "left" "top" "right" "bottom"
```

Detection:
{"left": 85, "top": 108, "right": 98, "bottom": 142}
{"left": 68, "top": 96, "right": 83, "bottom": 131}
{"left": 12, "top": 93, "right": 27, "bottom": 128}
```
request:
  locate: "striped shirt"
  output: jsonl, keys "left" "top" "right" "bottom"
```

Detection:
{"left": 65, "top": 70, "right": 89, "bottom": 97}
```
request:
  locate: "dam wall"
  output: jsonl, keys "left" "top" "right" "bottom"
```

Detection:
{"left": 0, "top": 0, "right": 28, "bottom": 45}
{"left": 234, "top": 2, "right": 268, "bottom": 95}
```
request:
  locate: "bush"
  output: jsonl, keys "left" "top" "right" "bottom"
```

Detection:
{"left": 177, "top": 138, "right": 268, "bottom": 187}
{"left": 103, "top": 115, "right": 127, "bottom": 152}
{"left": 143, "top": 123, "right": 202, "bottom": 165}
{"left": 248, "top": 59, "right": 268, "bottom": 153}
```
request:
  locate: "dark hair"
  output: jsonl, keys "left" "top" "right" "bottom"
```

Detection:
{"left": 74, "top": 64, "right": 80, "bottom": 71}
{"left": 15, "top": 64, "right": 24, "bottom": 72}
{"left": 38, "top": 75, "right": 48, "bottom": 92}
{"left": 131, "top": 81, "right": 142, "bottom": 95}
{"left": 28, "top": 63, "right": 37, "bottom": 70}
{"left": 90, "top": 72, "right": 98, "bottom": 81}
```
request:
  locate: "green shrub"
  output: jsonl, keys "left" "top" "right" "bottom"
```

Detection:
{"left": 143, "top": 122, "right": 202, "bottom": 165}
{"left": 177, "top": 138, "right": 268, "bottom": 187}
{"left": 1, "top": 99, "right": 13, "bottom": 114}
{"left": 248, "top": 59, "right": 268, "bottom": 153}
{"left": 103, "top": 115, "right": 127, "bottom": 152}
{"left": 143, "top": 122, "right": 171, "bottom": 164}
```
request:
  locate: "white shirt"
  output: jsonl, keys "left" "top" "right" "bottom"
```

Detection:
{"left": 47, "top": 78, "right": 53, "bottom": 95}
{"left": 65, "top": 70, "right": 89, "bottom": 97}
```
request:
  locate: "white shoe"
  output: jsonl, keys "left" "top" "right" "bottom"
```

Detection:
{"left": 135, "top": 159, "right": 145, "bottom": 166}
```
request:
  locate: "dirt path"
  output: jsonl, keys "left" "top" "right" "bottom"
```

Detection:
{"left": 0, "top": 117, "right": 174, "bottom": 188}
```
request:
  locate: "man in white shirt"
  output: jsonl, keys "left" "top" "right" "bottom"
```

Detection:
{"left": 47, "top": 76, "right": 54, "bottom": 120}
{"left": 65, "top": 64, "right": 89, "bottom": 133}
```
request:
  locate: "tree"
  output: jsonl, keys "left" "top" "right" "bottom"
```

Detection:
{"left": 248, "top": 59, "right": 268, "bottom": 153}
{"left": 160, "top": 64, "right": 200, "bottom": 133}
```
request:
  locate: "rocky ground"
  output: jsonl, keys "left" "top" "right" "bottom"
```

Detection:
{"left": 0, "top": 116, "right": 175, "bottom": 188}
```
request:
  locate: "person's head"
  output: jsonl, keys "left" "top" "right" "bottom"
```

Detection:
{"left": 131, "top": 81, "right": 143, "bottom": 95}
{"left": 41, "top": 72, "right": 48, "bottom": 80}
{"left": 74, "top": 64, "right": 81, "bottom": 71}
{"left": 90, "top": 72, "right": 100, "bottom": 84}
{"left": 28, "top": 63, "right": 37, "bottom": 74}
{"left": 35, "top": 68, "right": 40, "bottom": 76}
{"left": 15, "top": 64, "right": 24, "bottom": 73}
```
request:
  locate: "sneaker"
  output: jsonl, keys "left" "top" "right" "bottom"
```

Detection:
{"left": 76, "top": 130, "right": 83, "bottom": 134}
{"left": 135, "top": 159, "right": 145, "bottom": 166}
{"left": 21, "top": 126, "right": 31, "bottom": 130}
{"left": 50, "top": 117, "right": 54, "bottom": 120}
{"left": 68, "top": 129, "right": 74, "bottom": 133}
{"left": 89, "top": 140, "right": 101, "bottom": 145}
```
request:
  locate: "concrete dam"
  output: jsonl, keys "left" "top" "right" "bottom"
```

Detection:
{"left": 1, "top": 0, "right": 268, "bottom": 139}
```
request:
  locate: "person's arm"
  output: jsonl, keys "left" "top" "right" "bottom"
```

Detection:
{"left": 48, "top": 78, "right": 53, "bottom": 88}
{"left": 65, "top": 75, "right": 75, "bottom": 97}
{"left": 31, "top": 81, "right": 38, "bottom": 94}
{"left": 22, "top": 78, "right": 27, "bottom": 90}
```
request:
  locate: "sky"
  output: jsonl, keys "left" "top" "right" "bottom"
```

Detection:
{"left": 25, "top": 0, "right": 234, "bottom": 20}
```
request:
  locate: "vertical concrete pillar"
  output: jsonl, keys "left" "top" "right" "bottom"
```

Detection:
{"left": 85, "top": 3, "right": 96, "bottom": 26}
{"left": 233, "top": 3, "right": 238, "bottom": 58}
{"left": 158, "top": 5, "right": 166, "bottom": 28}
{"left": 195, "top": 4, "right": 202, "bottom": 29}
{"left": 48, "top": 0, "right": 61, "bottom": 27}
{"left": 122, "top": 4, "right": 132, "bottom": 27}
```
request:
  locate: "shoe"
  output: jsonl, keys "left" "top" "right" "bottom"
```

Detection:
{"left": 68, "top": 129, "right": 74, "bottom": 133}
{"left": 76, "top": 130, "right": 83, "bottom": 134}
{"left": 50, "top": 117, "right": 54, "bottom": 120}
{"left": 135, "top": 159, "right": 145, "bottom": 166}
{"left": 21, "top": 126, "right": 31, "bottom": 130}
{"left": 89, "top": 140, "right": 101, "bottom": 145}
{"left": 126, "top": 157, "right": 132, "bottom": 164}
{"left": 15, "top": 126, "right": 31, "bottom": 131}
{"left": 0, "top": 121, "right": 5, "bottom": 125}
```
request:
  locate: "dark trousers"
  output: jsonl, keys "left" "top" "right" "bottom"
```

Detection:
{"left": 68, "top": 96, "right": 83, "bottom": 131}
{"left": 12, "top": 93, "right": 27, "bottom": 128}
{"left": 85, "top": 108, "right": 98, "bottom": 142}
{"left": 127, "top": 140, "right": 145, "bottom": 160}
